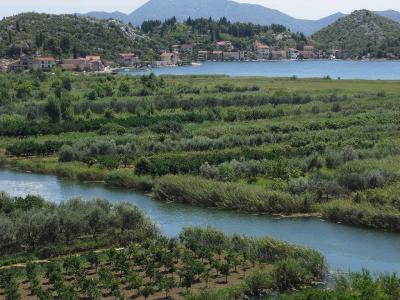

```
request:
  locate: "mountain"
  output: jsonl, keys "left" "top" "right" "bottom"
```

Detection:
{"left": 82, "top": 11, "right": 132, "bottom": 23}
{"left": 312, "top": 10, "right": 400, "bottom": 58}
{"left": 0, "top": 13, "right": 150, "bottom": 59}
{"left": 83, "top": 0, "right": 347, "bottom": 35}
{"left": 83, "top": 0, "right": 400, "bottom": 35}
{"left": 376, "top": 10, "right": 400, "bottom": 23}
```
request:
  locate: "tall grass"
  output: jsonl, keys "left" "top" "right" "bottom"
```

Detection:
{"left": 319, "top": 200, "right": 400, "bottom": 231}
{"left": 155, "top": 175, "right": 311, "bottom": 214}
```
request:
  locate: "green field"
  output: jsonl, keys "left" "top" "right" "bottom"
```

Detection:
{"left": 1, "top": 70, "right": 400, "bottom": 298}
{"left": 1, "top": 71, "right": 400, "bottom": 233}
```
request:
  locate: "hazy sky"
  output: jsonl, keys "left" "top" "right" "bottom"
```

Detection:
{"left": 1, "top": 0, "right": 399, "bottom": 20}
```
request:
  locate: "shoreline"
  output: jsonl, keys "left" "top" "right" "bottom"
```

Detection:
{"left": 0, "top": 162, "right": 394, "bottom": 232}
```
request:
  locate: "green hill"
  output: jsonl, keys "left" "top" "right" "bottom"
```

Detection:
{"left": 312, "top": 10, "right": 400, "bottom": 58}
{"left": 0, "top": 13, "right": 309, "bottom": 61}
{"left": 0, "top": 13, "right": 152, "bottom": 60}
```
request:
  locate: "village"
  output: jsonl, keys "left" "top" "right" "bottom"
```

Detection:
{"left": 0, "top": 40, "right": 350, "bottom": 73}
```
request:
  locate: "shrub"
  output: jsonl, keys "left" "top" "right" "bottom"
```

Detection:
{"left": 319, "top": 200, "right": 400, "bottom": 231}
{"left": 0, "top": 153, "right": 6, "bottom": 167}
{"left": 245, "top": 271, "right": 273, "bottom": 296}
{"left": 59, "top": 145, "right": 75, "bottom": 162}
{"left": 105, "top": 170, "right": 154, "bottom": 192}
{"left": 155, "top": 175, "right": 307, "bottom": 214}
{"left": 7, "top": 140, "right": 66, "bottom": 157}
{"left": 325, "top": 150, "right": 343, "bottom": 169}
{"left": 273, "top": 259, "right": 308, "bottom": 291}
{"left": 97, "top": 123, "right": 127, "bottom": 135}
{"left": 150, "top": 120, "right": 183, "bottom": 134}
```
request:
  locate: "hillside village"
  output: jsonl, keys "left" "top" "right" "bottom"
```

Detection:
{"left": 0, "top": 40, "right": 350, "bottom": 73}
{"left": 1, "top": 9, "right": 399, "bottom": 73}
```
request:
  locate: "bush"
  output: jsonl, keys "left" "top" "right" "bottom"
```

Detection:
{"left": 7, "top": 140, "right": 66, "bottom": 157}
{"left": 97, "top": 123, "right": 127, "bottom": 135}
{"left": 155, "top": 175, "right": 308, "bottom": 214}
{"left": 150, "top": 120, "right": 183, "bottom": 134}
{"left": 245, "top": 271, "right": 273, "bottom": 296}
{"left": 273, "top": 259, "right": 308, "bottom": 291}
{"left": 105, "top": 170, "right": 154, "bottom": 192}
{"left": 319, "top": 200, "right": 400, "bottom": 231}
{"left": 59, "top": 145, "right": 75, "bottom": 162}
{"left": 0, "top": 153, "right": 6, "bottom": 167}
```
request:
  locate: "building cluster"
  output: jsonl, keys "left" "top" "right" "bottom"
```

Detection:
{"left": 4, "top": 54, "right": 106, "bottom": 72}
{"left": 0, "top": 45, "right": 354, "bottom": 73}
{"left": 157, "top": 41, "right": 322, "bottom": 65}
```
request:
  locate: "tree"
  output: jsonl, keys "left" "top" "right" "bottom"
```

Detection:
{"left": 86, "top": 251, "right": 100, "bottom": 271}
{"left": 219, "top": 262, "right": 231, "bottom": 283}
{"left": 118, "top": 81, "right": 131, "bottom": 96}
{"left": 58, "top": 208, "right": 84, "bottom": 242}
{"left": 4, "top": 274, "right": 21, "bottom": 300}
{"left": 227, "top": 251, "right": 240, "bottom": 272}
{"left": 139, "top": 284, "right": 155, "bottom": 300}
{"left": 182, "top": 271, "right": 195, "bottom": 291}
{"left": 86, "top": 206, "right": 108, "bottom": 240}
{"left": 16, "top": 210, "right": 48, "bottom": 249}
{"left": 127, "top": 271, "right": 144, "bottom": 291}
{"left": 58, "top": 286, "right": 79, "bottom": 300}
{"left": 160, "top": 277, "right": 175, "bottom": 298}
{"left": 60, "top": 94, "right": 74, "bottom": 121}
{"left": 114, "top": 203, "right": 143, "bottom": 234}
{"left": 0, "top": 216, "right": 15, "bottom": 247}
{"left": 82, "top": 278, "right": 100, "bottom": 300}
{"left": 45, "top": 97, "right": 61, "bottom": 123}
{"left": 60, "top": 36, "right": 71, "bottom": 53}
{"left": 201, "top": 268, "right": 211, "bottom": 288}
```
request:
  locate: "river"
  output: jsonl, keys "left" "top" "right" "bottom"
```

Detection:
{"left": 121, "top": 60, "right": 400, "bottom": 80}
{"left": 0, "top": 170, "right": 399, "bottom": 274}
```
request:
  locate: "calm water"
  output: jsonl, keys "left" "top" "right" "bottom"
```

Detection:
{"left": 1, "top": 170, "right": 399, "bottom": 274}
{"left": 123, "top": 60, "right": 400, "bottom": 80}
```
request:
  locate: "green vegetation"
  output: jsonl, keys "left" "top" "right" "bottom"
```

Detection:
{"left": 187, "top": 269, "right": 400, "bottom": 299}
{"left": 155, "top": 175, "right": 305, "bottom": 214}
{"left": 282, "top": 270, "right": 400, "bottom": 300}
{"left": 1, "top": 71, "right": 400, "bottom": 232}
{"left": 313, "top": 10, "right": 400, "bottom": 58}
{"left": 142, "top": 16, "right": 308, "bottom": 53}
{"left": 0, "top": 13, "right": 151, "bottom": 59}
{"left": 0, "top": 193, "right": 158, "bottom": 262}
{"left": 0, "top": 12, "right": 309, "bottom": 62}
{"left": 0, "top": 195, "right": 326, "bottom": 299}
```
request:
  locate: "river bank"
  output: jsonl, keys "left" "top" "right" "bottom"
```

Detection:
{"left": 2, "top": 156, "right": 395, "bottom": 231}
{"left": 1, "top": 169, "right": 400, "bottom": 274}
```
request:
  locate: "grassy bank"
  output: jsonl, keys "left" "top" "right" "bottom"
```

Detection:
{"left": 3, "top": 156, "right": 154, "bottom": 193}
{"left": 154, "top": 175, "right": 308, "bottom": 215}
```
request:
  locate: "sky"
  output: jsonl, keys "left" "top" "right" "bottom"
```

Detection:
{"left": 1, "top": 0, "right": 399, "bottom": 20}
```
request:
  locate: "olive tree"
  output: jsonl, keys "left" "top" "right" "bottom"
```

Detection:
{"left": 0, "top": 216, "right": 15, "bottom": 247}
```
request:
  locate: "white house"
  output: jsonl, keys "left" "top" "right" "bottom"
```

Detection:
{"left": 253, "top": 40, "right": 270, "bottom": 57}
{"left": 288, "top": 48, "right": 300, "bottom": 60}
{"left": 160, "top": 52, "right": 179, "bottom": 65}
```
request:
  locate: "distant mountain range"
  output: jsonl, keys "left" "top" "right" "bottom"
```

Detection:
{"left": 83, "top": 0, "right": 400, "bottom": 35}
{"left": 312, "top": 10, "right": 400, "bottom": 57}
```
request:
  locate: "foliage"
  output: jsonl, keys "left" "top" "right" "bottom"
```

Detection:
{"left": 0, "top": 13, "right": 143, "bottom": 59}
{"left": 0, "top": 194, "right": 159, "bottom": 253}
{"left": 155, "top": 175, "right": 308, "bottom": 214}
{"left": 312, "top": 10, "right": 400, "bottom": 58}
